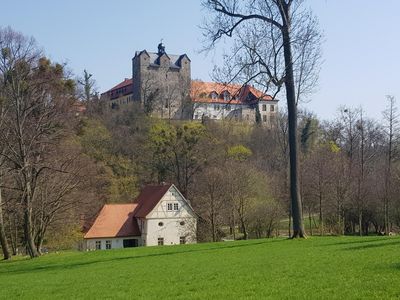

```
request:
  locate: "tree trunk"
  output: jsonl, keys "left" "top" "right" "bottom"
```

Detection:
{"left": 7, "top": 210, "right": 18, "bottom": 255}
{"left": 0, "top": 186, "right": 11, "bottom": 260}
{"left": 280, "top": 3, "right": 306, "bottom": 238}
{"left": 210, "top": 209, "right": 216, "bottom": 242}
{"left": 23, "top": 182, "right": 39, "bottom": 258}
{"left": 240, "top": 218, "right": 247, "bottom": 240}
{"left": 288, "top": 207, "right": 291, "bottom": 237}
{"left": 232, "top": 210, "right": 236, "bottom": 240}
{"left": 319, "top": 191, "right": 323, "bottom": 236}
{"left": 23, "top": 206, "right": 38, "bottom": 258}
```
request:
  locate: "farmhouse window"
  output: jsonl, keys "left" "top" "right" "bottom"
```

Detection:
{"left": 174, "top": 203, "right": 179, "bottom": 211}
{"left": 158, "top": 238, "right": 164, "bottom": 246}
{"left": 180, "top": 237, "right": 186, "bottom": 244}
{"left": 105, "top": 240, "right": 112, "bottom": 250}
{"left": 167, "top": 203, "right": 173, "bottom": 211}
{"left": 262, "top": 104, "right": 267, "bottom": 111}
{"left": 95, "top": 241, "right": 101, "bottom": 250}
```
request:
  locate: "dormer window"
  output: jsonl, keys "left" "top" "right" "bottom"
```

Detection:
{"left": 210, "top": 92, "right": 218, "bottom": 100}
{"left": 223, "top": 91, "right": 230, "bottom": 101}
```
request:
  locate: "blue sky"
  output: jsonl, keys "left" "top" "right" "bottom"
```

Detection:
{"left": 2, "top": 0, "right": 399, "bottom": 120}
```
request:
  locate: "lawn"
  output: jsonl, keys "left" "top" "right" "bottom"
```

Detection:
{"left": 1, "top": 236, "right": 400, "bottom": 299}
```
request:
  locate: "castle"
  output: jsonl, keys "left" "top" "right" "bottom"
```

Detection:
{"left": 100, "top": 43, "right": 278, "bottom": 126}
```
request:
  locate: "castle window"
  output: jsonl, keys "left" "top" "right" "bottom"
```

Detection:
{"left": 174, "top": 203, "right": 179, "bottom": 211}
{"left": 180, "top": 237, "right": 186, "bottom": 244}
{"left": 270, "top": 105, "right": 275, "bottom": 112}
{"left": 262, "top": 104, "right": 267, "bottom": 111}
{"left": 223, "top": 91, "right": 230, "bottom": 101}
{"left": 263, "top": 115, "right": 267, "bottom": 122}
{"left": 180, "top": 221, "right": 185, "bottom": 226}
{"left": 158, "top": 238, "right": 164, "bottom": 246}
{"left": 158, "top": 222, "right": 164, "bottom": 227}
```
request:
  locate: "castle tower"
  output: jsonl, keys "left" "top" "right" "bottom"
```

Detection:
{"left": 132, "top": 43, "right": 191, "bottom": 119}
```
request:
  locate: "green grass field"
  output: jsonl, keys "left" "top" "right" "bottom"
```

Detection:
{"left": 1, "top": 236, "right": 400, "bottom": 299}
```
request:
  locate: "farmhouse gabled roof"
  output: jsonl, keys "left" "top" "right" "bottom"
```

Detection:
{"left": 133, "top": 183, "right": 173, "bottom": 218}
{"left": 84, "top": 204, "right": 140, "bottom": 239}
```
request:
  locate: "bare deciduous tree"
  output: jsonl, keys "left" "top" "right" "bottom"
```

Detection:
{"left": 0, "top": 27, "right": 74, "bottom": 257}
{"left": 201, "top": 0, "right": 322, "bottom": 237}
{"left": 382, "top": 96, "right": 398, "bottom": 234}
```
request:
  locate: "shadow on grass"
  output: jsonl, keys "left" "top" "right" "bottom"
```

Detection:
{"left": 390, "top": 263, "right": 400, "bottom": 271}
{"left": 0, "top": 238, "right": 286, "bottom": 275}
{"left": 318, "top": 237, "right": 394, "bottom": 247}
{"left": 343, "top": 239, "right": 400, "bottom": 251}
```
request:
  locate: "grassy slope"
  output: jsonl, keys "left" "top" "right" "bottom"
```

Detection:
{"left": 1, "top": 236, "right": 400, "bottom": 299}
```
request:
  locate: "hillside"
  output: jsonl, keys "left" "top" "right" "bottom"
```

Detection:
{"left": 1, "top": 236, "right": 399, "bottom": 299}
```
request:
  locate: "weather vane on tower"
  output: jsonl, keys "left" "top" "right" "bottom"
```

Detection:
{"left": 158, "top": 38, "right": 165, "bottom": 55}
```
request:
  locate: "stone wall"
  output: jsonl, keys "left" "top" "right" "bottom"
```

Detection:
{"left": 132, "top": 49, "right": 191, "bottom": 119}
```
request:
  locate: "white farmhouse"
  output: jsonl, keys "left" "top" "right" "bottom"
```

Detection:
{"left": 84, "top": 183, "right": 196, "bottom": 250}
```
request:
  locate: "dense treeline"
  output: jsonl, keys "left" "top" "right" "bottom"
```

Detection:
{"left": 81, "top": 98, "right": 400, "bottom": 242}
{"left": 1, "top": 27, "right": 399, "bottom": 260}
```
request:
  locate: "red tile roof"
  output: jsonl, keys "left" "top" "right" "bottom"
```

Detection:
{"left": 100, "top": 78, "right": 274, "bottom": 104}
{"left": 84, "top": 204, "right": 140, "bottom": 239}
{"left": 133, "top": 184, "right": 172, "bottom": 218}
{"left": 191, "top": 80, "right": 273, "bottom": 104}
{"left": 106, "top": 78, "right": 133, "bottom": 93}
